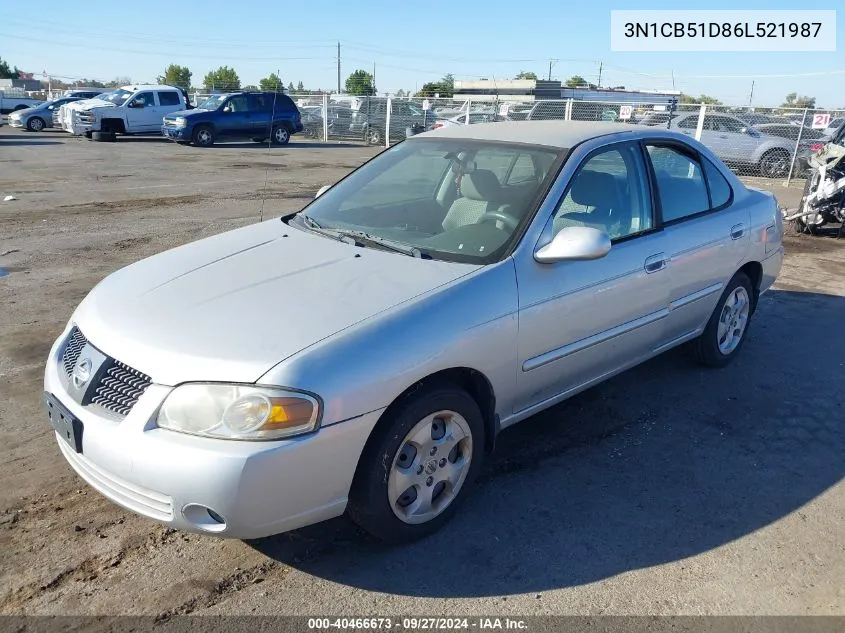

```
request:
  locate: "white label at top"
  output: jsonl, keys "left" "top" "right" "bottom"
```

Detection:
{"left": 611, "top": 10, "right": 836, "bottom": 51}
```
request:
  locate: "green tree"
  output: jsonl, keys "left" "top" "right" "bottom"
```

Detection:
{"left": 259, "top": 72, "right": 284, "bottom": 91}
{"left": 297, "top": 80, "right": 304, "bottom": 91}
{"left": 565, "top": 75, "right": 587, "bottom": 87}
{"left": 105, "top": 76, "right": 132, "bottom": 88}
{"left": 0, "top": 57, "right": 22, "bottom": 79}
{"left": 394, "top": 89, "right": 407, "bottom": 98}
{"left": 74, "top": 78, "right": 106, "bottom": 88}
{"left": 203, "top": 66, "right": 240, "bottom": 91}
{"left": 345, "top": 69, "right": 376, "bottom": 96}
{"left": 414, "top": 74, "right": 456, "bottom": 98}
{"left": 782, "top": 92, "right": 816, "bottom": 109}
{"left": 515, "top": 71, "right": 538, "bottom": 80}
{"left": 242, "top": 85, "right": 259, "bottom": 91}
{"left": 287, "top": 81, "right": 295, "bottom": 92}
{"left": 157, "top": 64, "right": 192, "bottom": 90}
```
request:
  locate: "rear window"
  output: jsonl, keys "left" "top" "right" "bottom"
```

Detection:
{"left": 157, "top": 91, "right": 181, "bottom": 106}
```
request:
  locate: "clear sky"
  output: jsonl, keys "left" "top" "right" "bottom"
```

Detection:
{"left": 3, "top": 0, "right": 842, "bottom": 107}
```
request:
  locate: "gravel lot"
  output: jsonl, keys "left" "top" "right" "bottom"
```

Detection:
{"left": 1, "top": 128, "right": 843, "bottom": 617}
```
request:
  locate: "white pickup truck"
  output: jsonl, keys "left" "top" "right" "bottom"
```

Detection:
{"left": 0, "top": 92, "right": 44, "bottom": 115}
{"left": 57, "top": 84, "right": 188, "bottom": 140}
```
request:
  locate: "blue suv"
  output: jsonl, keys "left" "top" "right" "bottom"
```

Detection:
{"left": 161, "top": 91, "right": 303, "bottom": 147}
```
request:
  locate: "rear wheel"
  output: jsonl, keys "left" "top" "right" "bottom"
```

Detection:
{"left": 348, "top": 385, "right": 485, "bottom": 543}
{"left": 689, "top": 272, "right": 753, "bottom": 368}
{"left": 192, "top": 125, "right": 215, "bottom": 147}
{"left": 26, "top": 117, "right": 45, "bottom": 132}
{"left": 759, "top": 149, "right": 791, "bottom": 179}
{"left": 271, "top": 126, "right": 290, "bottom": 145}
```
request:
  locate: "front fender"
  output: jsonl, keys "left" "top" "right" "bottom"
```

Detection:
{"left": 259, "top": 259, "right": 520, "bottom": 426}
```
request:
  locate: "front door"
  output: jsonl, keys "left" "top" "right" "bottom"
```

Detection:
{"left": 125, "top": 92, "right": 159, "bottom": 132}
{"left": 219, "top": 95, "right": 252, "bottom": 139}
{"left": 514, "top": 142, "right": 671, "bottom": 414}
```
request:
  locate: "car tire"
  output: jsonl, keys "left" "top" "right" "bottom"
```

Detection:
{"left": 347, "top": 385, "right": 486, "bottom": 544}
{"left": 26, "top": 117, "right": 46, "bottom": 132}
{"left": 91, "top": 131, "right": 116, "bottom": 142}
{"left": 689, "top": 272, "right": 754, "bottom": 368}
{"left": 758, "top": 149, "right": 791, "bottom": 179}
{"left": 192, "top": 125, "right": 215, "bottom": 147}
{"left": 271, "top": 126, "right": 291, "bottom": 145}
{"left": 365, "top": 126, "right": 382, "bottom": 145}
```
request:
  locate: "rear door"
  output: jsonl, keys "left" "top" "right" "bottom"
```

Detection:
{"left": 709, "top": 115, "right": 760, "bottom": 162}
{"left": 250, "top": 93, "right": 273, "bottom": 139}
{"left": 156, "top": 90, "right": 183, "bottom": 117}
{"left": 644, "top": 142, "right": 750, "bottom": 343}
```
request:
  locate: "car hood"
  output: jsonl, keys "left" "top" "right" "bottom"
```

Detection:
{"left": 11, "top": 106, "right": 40, "bottom": 117}
{"left": 72, "top": 219, "right": 478, "bottom": 386}
{"left": 166, "top": 108, "right": 209, "bottom": 119}
{"left": 65, "top": 98, "right": 116, "bottom": 111}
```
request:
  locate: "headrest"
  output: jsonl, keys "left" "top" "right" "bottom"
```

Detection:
{"left": 461, "top": 169, "right": 503, "bottom": 201}
{"left": 570, "top": 170, "right": 620, "bottom": 209}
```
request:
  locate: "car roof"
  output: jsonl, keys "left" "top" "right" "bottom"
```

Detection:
{"left": 415, "top": 120, "right": 677, "bottom": 149}
{"left": 124, "top": 84, "right": 178, "bottom": 91}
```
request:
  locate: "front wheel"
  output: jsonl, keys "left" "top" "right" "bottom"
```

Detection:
{"left": 347, "top": 386, "right": 485, "bottom": 543}
{"left": 27, "top": 117, "right": 45, "bottom": 132}
{"left": 192, "top": 125, "right": 215, "bottom": 147}
{"left": 689, "top": 272, "right": 753, "bottom": 368}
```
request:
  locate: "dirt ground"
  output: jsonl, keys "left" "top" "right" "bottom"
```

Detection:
{"left": 0, "top": 129, "right": 842, "bottom": 617}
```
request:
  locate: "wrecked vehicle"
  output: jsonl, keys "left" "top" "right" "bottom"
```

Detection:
{"left": 784, "top": 124, "right": 845, "bottom": 237}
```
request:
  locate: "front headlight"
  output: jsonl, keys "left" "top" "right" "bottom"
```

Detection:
{"left": 171, "top": 117, "right": 187, "bottom": 128}
{"left": 156, "top": 383, "right": 320, "bottom": 441}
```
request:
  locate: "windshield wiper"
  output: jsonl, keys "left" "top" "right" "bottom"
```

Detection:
{"left": 334, "top": 229, "right": 432, "bottom": 258}
{"left": 296, "top": 215, "right": 430, "bottom": 258}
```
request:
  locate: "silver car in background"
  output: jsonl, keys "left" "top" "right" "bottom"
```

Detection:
{"left": 9, "top": 96, "right": 86, "bottom": 132}
{"left": 44, "top": 121, "right": 783, "bottom": 543}
{"left": 643, "top": 112, "right": 802, "bottom": 178}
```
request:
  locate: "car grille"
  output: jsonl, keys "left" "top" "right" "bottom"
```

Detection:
{"left": 61, "top": 326, "right": 152, "bottom": 417}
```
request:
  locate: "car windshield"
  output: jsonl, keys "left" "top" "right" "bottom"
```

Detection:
{"left": 197, "top": 95, "right": 228, "bottom": 110}
{"left": 94, "top": 89, "right": 132, "bottom": 106}
{"left": 291, "top": 138, "right": 562, "bottom": 264}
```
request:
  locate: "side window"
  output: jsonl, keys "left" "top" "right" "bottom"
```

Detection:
{"left": 646, "top": 145, "right": 710, "bottom": 222}
{"left": 551, "top": 144, "right": 652, "bottom": 240}
{"left": 157, "top": 91, "right": 180, "bottom": 106}
{"left": 714, "top": 116, "right": 744, "bottom": 133}
{"left": 130, "top": 92, "right": 154, "bottom": 107}
{"left": 473, "top": 149, "right": 516, "bottom": 182}
{"left": 701, "top": 156, "right": 732, "bottom": 208}
{"left": 225, "top": 96, "right": 249, "bottom": 112}
{"left": 251, "top": 94, "right": 270, "bottom": 111}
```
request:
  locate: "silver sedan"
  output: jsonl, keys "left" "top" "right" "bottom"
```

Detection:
{"left": 8, "top": 96, "right": 83, "bottom": 131}
{"left": 44, "top": 121, "right": 784, "bottom": 543}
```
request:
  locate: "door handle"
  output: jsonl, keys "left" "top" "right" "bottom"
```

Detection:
{"left": 730, "top": 223, "right": 746, "bottom": 240}
{"left": 644, "top": 253, "right": 667, "bottom": 274}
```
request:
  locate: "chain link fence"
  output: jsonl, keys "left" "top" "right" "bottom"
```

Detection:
{"left": 189, "top": 90, "right": 844, "bottom": 185}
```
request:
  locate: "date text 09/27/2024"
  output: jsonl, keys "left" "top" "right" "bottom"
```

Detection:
{"left": 307, "top": 618, "right": 528, "bottom": 630}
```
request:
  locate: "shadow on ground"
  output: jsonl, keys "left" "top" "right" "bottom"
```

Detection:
{"left": 250, "top": 289, "right": 844, "bottom": 597}
{"left": 0, "top": 134, "right": 62, "bottom": 146}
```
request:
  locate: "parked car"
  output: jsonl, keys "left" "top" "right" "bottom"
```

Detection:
{"left": 656, "top": 112, "right": 803, "bottom": 178}
{"left": 433, "top": 112, "right": 509, "bottom": 128}
{"left": 349, "top": 98, "right": 437, "bottom": 144}
{"left": 44, "top": 121, "right": 783, "bottom": 543}
{"left": 161, "top": 91, "right": 302, "bottom": 147}
{"left": 736, "top": 112, "right": 776, "bottom": 127}
{"left": 823, "top": 117, "right": 845, "bottom": 137}
{"left": 300, "top": 104, "right": 355, "bottom": 139}
{"left": 8, "top": 96, "right": 87, "bottom": 132}
{"left": 0, "top": 92, "right": 43, "bottom": 114}
{"left": 57, "top": 84, "right": 188, "bottom": 141}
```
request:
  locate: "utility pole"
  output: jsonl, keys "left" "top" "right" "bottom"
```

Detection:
{"left": 548, "top": 59, "right": 557, "bottom": 81}
{"left": 337, "top": 42, "right": 341, "bottom": 94}
{"left": 373, "top": 61, "right": 376, "bottom": 94}
{"left": 748, "top": 80, "right": 755, "bottom": 107}
{"left": 597, "top": 62, "right": 602, "bottom": 89}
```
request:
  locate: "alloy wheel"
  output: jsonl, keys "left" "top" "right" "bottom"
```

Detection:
{"left": 717, "top": 286, "right": 750, "bottom": 355}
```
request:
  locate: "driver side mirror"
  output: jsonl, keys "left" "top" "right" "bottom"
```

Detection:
{"left": 223, "top": 105, "right": 232, "bottom": 113}
{"left": 315, "top": 185, "right": 330, "bottom": 199}
{"left": 534, "top": 226, "right": 611, "bottom": 263}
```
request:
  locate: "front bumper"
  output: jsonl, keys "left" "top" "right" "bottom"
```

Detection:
{"left": 44, "top": 325, "right": 384, "bottom": 539}
{"left": 8, "top": 117, "right": 23, "bottom": 128}
{"left": 161, "top": 125, "right": 190, "bottom": 140}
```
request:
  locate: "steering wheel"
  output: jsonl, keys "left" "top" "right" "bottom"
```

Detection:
{"left": 477, "top": 210, "right": 520, "bottom": 232}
